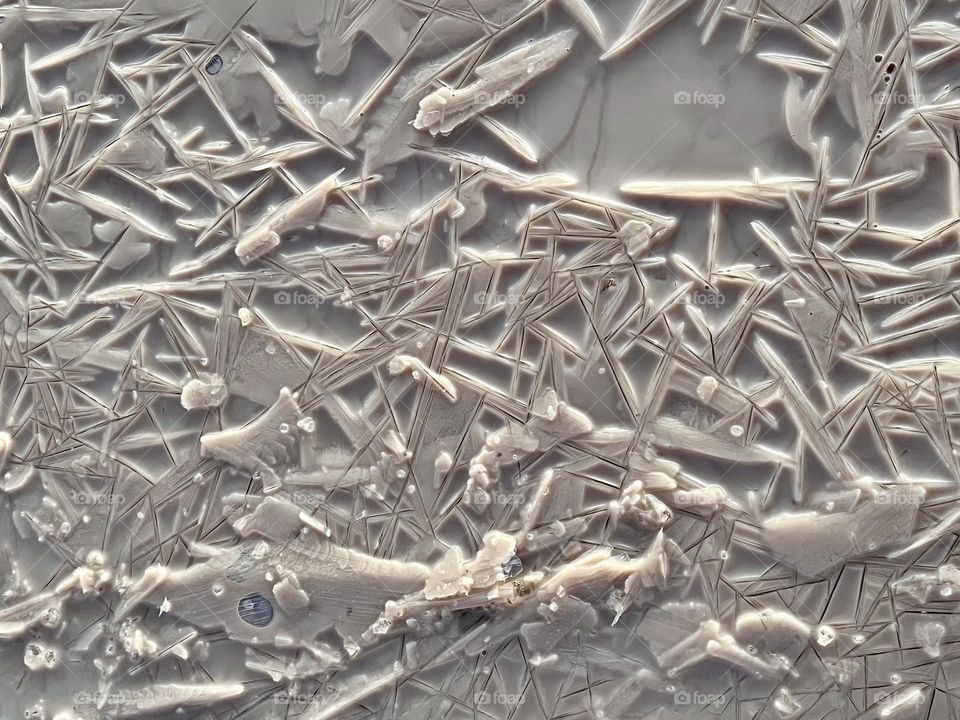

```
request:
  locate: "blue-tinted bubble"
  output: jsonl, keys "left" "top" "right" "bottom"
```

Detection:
{"left": 205, "top": 54, "right": 223, "bottom": 75}
{"left": 238, "top": 593, "right": 273, "bottom": 627}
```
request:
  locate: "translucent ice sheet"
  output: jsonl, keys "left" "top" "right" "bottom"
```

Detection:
{"left": 1, "top": 1, "right": 959, "bottom": 719}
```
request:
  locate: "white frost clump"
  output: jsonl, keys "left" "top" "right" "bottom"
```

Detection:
{"left": 696, "top": 375, "right": 719, "bottom": 403}
{"left": 180, "top": 373, "right": 227, "bottom": 410}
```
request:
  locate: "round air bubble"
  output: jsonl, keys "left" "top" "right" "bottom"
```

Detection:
{"left": 238, "top": 593, "right": 274, "bottom": 627}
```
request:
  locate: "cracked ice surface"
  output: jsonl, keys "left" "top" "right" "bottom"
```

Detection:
{"left": 3, "top": 0, "right": 960, "bottom": 718}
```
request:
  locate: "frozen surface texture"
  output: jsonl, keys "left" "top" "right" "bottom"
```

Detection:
{"left": 2, "top": 0, "right": 960, "bottom": 718}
